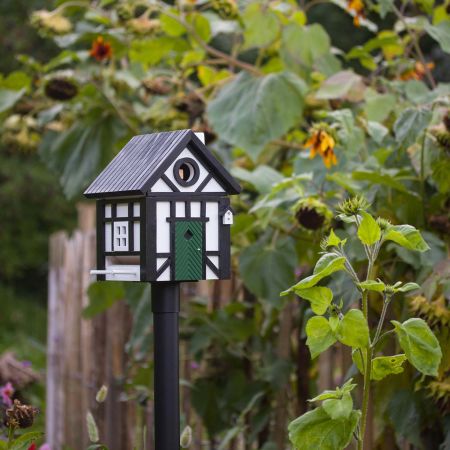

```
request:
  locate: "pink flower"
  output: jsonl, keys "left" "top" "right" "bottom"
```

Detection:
{"left": 0, "top": 382, "right": 14, "bottom": 407}
{"left": 39, "top": 444, "right": 51, "bottom": 450}
{"left": 190, "top": 361, "right": 200, "bottom": 370}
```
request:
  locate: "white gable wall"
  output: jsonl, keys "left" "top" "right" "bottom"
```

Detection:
{"left": 150, "top": 148, "right": 226, "bottom": 193}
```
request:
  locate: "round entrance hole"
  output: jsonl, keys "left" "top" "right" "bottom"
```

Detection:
{"left": 179, "top": 162, "right": 195, "bottom": 183}
{"left": 173, "top": 157, "right": 200, "bottom": 187}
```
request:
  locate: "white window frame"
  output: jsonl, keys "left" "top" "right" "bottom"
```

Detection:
{"left": 113, "top": 221, "right": 129, "bottom": 251}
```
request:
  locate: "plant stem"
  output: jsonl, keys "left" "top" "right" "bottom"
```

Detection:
{"left": 372, "top": 296, "right": 391, "bottom": 347}
{"left": 7, "top": 427, "right": 14, "bottom": 449}
{"left": 419, "top": 131, "right": 426, "bottom": 227}
{"left": 358, "top": 260, "right": 376, "bottom": 449}
{"left": 359, "top": 344, "right": 373, "bottom": 450}
{"left": 375, "top": 329, "right": 395, "bottom": 349}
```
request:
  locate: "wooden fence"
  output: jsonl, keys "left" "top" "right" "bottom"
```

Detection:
{"left": 46, "top": 204, "right": 211, "bottom": 449}
{"left": 46, "top": 204, "right": 138, "bottom": 449}
{"left": 46, "top": 204, "right": 383, "bottom": 449}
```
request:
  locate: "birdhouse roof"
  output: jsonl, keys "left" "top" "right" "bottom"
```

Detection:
{"left": 84, "top": 129, "right": 241, "bottom": 198}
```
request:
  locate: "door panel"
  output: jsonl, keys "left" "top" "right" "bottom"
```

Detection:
{"left": 175, "top": 221, "right": 203, "bottom": 280}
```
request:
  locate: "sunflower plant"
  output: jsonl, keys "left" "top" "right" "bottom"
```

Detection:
{"left": 282, "top": 196, "right": 442, "bottom": 450}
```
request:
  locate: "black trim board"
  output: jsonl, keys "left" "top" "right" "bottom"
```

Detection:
{"left": 195, "top": 173, "right": 213, "bottom": 192}
{"left": 96, "top": 200, "right": 106, "bottom": 281}
{"left": 145, "top": 197, "right": 156, "bottom": 281}
{"left": 156, "top": 257, "right": 171, "bottom": 279}
{"left": 161, "top": 174, "right": 179, "bottom": 192}
{"left": 218, "top": 197, "right": 231, "bottom": 279}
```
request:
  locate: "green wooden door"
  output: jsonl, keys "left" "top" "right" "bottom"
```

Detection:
{"left": 175, "top": 221, "right": 203, "bottom": 280}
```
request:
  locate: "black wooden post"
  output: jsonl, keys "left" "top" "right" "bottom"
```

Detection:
{"left": 151, "top": 282, "right": 180, "bottom": 450}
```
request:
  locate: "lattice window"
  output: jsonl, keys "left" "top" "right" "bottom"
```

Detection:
{"left": 113, "top": 221, "right": 129, "bottom": 251}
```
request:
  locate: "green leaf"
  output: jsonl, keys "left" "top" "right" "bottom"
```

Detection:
{"left": 394, "top": 107, "right": 432, "bottom": 146}
{"left": 242, "top": 3, "right": 279, "bottom": 48}
{"left": 353, "top": 351, "right": 408, "bottom": 380}
{"left": 10, "top": 432, "right": 44, "bottom": 450}
{"left": 329, "top": 315, "right": 340, "bottom": 333}
{"left": 309, "top": 378, "right": 357, "bottom": 402}
{"left": 231, "top": 165, "right": 284, "bottom": 194}
{"left": 84, "top": 282, "right": 125, "bottom": 318}
{"left": 371, "top": 354, "right": 408, "bottom": 380}
{"left": 129, "top": 37, "right": 187, "bottom": 66}
{"left": 425, "top": 20, "right": 450, "bottom": 53}
{"left": 87, "top": 411, "right": 100, "bottom": 443}
{"left": 180, "top": 425, "right": 193, "bottom": 448}
{"left": 326, "top": 229, "right": 342, "bottom": 247}
{"left": 395, "top": 282, "right": 420, "bottom": 293}
{"left": 0, "top": 88, "right": 25, "bottom": 113}
{"left": 313, "top": 253, "right": 343, "bottom": 275}
{"left": 316, "top": 70, "right": 365, "bottom": 101}
{"left": 207, "top": 71, "right": 307, "bottom": 160}
{"left": 284, "top": 286, "right": 333, "bottom": 315}
{"left": 281, "top": 23, "right": 330, "bottom": 73}
{"left": 306, "top": 316, "right": 337, "bottom": 359}
{"left": 387, "top": 390, "right": 424, "bottom": 446}
{"left": 0, "top": 71, "right": 31, "bottom": 90}
{"left": 240, "top": 237, "right": 297, "bottom": 305}
{"left": 352, "top": 348, "right": 365, "bottom": 374}
{"left": 363, "top": 89, "right": 396, "bottom": 122}
{"left": 346, "top": 46, "right": 377, "bottom": 71}
{"left": 377, "top": 0, "right": 395, "bottom": 17}
{"left": 322, "top": 392, "right": 353, "bottom": 420}
{"left": 384, "top": 225, "right": 430, "bottom": 252}
{"left": 392, "top": 318, "right": 442, "bottom": 376}
{"left": 432, "top": 157, "right": 450, "bottom": 193}
{"left": 160, "top": 11, "right": 186, "bottom": 37}
{"left": 95, "top": 385, "right": 108, "bottom": 403}
{"left": 357, "top": 211, "right": 381, "bottom": 245}
{"left": 288, "top": 407, "right": 360, "bottom": 450}
{"left": 188, "top": 13, "right": 211, "bottom": 43}
{"left": 287, "top": 253, "right": 346, "bottom": 290}
{"left": 39, "top": 113, "right": 125, "bottom": 199}
{"left": 327, "top": 109, "right": 365, "bottom": 155}
{"left": 352, "top": 170, "right": 415, "bottom": 196}
{"left": 359, "top": 280, "right": 386, "bottom": 292}
{"left": 338, "top": 309, "right": 369, "bottom": 348}
{"left": 405, "top": 80, "right": 433, "bottom": 104}
{"left": 367, "top": 121, "right": 389, "bottom": 144}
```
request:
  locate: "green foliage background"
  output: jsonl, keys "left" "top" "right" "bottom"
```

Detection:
{"left": 0, "top": 0, "right": 449, "bottom": 448}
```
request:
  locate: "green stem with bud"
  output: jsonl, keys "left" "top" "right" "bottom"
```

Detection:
{"left": 358, "top": 255, "right": 376, "bottom": 450}
{"left": 7, "top": 427, "right": 15, "bottom": 449}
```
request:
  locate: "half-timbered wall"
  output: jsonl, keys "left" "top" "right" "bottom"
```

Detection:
{"left": 96, "top": 198, "right": 145, "bottom": 282}
{"left": 146, "top": 196, "right": 230, "bottom": 282}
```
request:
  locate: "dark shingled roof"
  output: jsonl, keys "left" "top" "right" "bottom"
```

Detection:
{"left": 84, "top": 129, "right": 241, "bottom": 198}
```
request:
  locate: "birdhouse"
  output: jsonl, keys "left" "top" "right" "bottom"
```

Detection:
{"left": 84, "top": 129, "right": 241, "bottom": 283}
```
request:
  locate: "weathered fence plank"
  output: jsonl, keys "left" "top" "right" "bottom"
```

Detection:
{"left": 46, "top": 205, "right": 135, "bottom": 450}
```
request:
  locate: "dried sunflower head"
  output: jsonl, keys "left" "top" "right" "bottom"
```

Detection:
{"left": 5, "top": 400, "right": 39, "bottom": 429}
{"left": 44, "top": 78, "right": 78, "bottom": 101}
{"left": 294, "top": 198, "right": 333, "bottom": 230}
